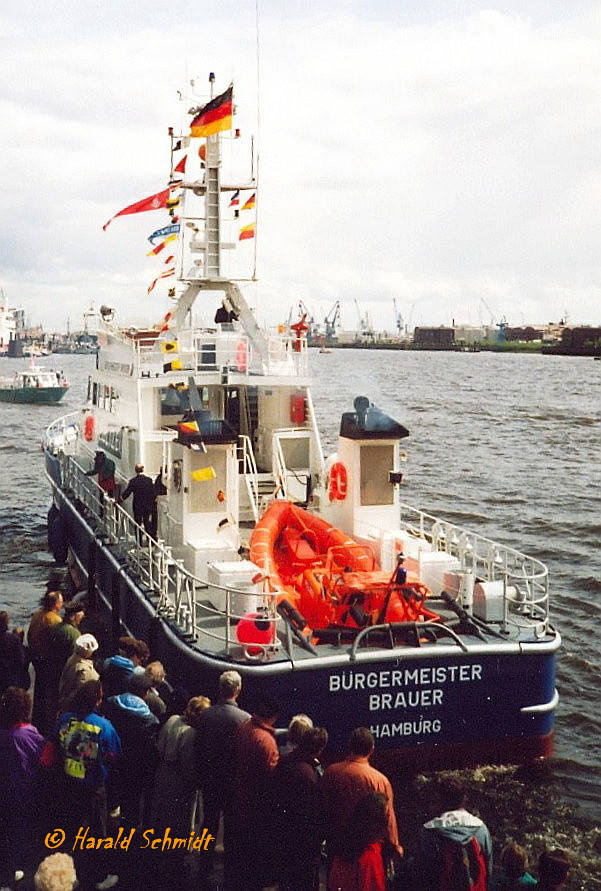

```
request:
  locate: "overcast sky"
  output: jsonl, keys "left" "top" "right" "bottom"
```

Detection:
{"left": 1, "top": 0, "right": 600, "bottom": 334}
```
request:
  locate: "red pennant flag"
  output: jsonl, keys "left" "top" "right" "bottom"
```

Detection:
{"left": 174, "top": 155, "right": 187, "bottom": 173}
{"left": 148, "top": 267, "right": 175, "bottom": 294}
{"left": 103, "top": 187, "right": 170, "bottom": 231}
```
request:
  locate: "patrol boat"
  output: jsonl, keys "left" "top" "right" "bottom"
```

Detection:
{"left": 43, "top": 77, "right": 560, "bottom": 767}
{"left": 0, "top": 361, "right": 69, "bottom": 404}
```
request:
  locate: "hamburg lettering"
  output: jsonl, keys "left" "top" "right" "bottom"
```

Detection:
{"left": 371, "top": 719, "right": 442, "bottom": 739}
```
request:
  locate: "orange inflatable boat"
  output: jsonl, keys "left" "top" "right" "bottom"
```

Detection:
{"left": 249, "top": 500, "right": 440, "bottom": 635}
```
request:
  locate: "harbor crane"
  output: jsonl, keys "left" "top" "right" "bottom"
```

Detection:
{"left": 393, "top": 298, "right": 404, "bottom": 336}
{"left": 479, "top": 298, "right": 508, "bottom": 341}
{"left": 354, "top": 299, "right": 375, "bottom": 340}
{"left": 324, "top": 300, "right": 341, "bottom": 344}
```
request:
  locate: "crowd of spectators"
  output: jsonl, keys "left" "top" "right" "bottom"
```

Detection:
{"left": 0, "top": 594, "right": 575, "bottom": 891}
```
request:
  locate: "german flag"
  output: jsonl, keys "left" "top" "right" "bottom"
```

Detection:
{"left": 178, "top": 419, "right": 199, "bottom": 433}
{"left": 242, "top": 192, "right": 256, "bottom": 211}
{"left": 239, "top": 222, "right": 255, "bottom": 241}
{"left": 190, "top": 86, "right": 233, "bottom": 138}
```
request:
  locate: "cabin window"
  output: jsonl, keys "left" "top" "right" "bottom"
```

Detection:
{"left": 189, "top": 450, "right": 226, "bottom": 512}
{"left": 110, "top": 387, "right": 119, "bottom": 413}
{"left": 160, "top": 385, "right": 190, "bottom": 417}
{"left": 280, "top": 436, "right": 310, "bottom": 470}
{"left": 91, "top": 382, "right": 98, "bottom": 406}
{"left": 360, "top": 444, "right": 394, "bottom": 506}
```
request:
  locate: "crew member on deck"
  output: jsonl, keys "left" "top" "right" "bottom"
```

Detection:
{"left": 120, "top": 464, "right": 158, "bottom": 539}
{"left": 85, "top": 450, "right": 116, "bottom": 497}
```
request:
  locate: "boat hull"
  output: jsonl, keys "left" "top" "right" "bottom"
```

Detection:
{"left": 49, "top": 472, "right": 559, "bottom": 769}
{"left": 0, "top": 386, "right": 68, "bottom": 405}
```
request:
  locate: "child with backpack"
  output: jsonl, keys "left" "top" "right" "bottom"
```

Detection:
{"left": 417, "top": 776, "right": 492, "bottom": 890}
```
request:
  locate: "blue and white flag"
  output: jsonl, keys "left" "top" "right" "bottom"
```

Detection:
{"left": 148, "top": 223, "right": 180, "bottom": 245}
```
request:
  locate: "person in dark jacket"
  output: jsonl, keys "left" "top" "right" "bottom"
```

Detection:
{"left": 103, "top": 673, "right": 159, "bottom": 828}
{"left": 85, "top": 450, "right": 116, "bottom": 497}
{"left": 120, "top": 464, "right": 157, "bottom": 538}
{"left": 537, "top": 849, "right": 571, "bottom": 890}
{"left": 275, "top": 725, "right": 328, "bottom": 891}
{"left": 194, "top": 669, "right": 250, "bottom": 883}
{"left": 0, "top": 611, "right": 29, "bottom": 694}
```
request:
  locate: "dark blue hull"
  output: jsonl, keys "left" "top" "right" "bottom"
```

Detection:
{"left": 49, "top": 467, "right": 558, "bottom": 768}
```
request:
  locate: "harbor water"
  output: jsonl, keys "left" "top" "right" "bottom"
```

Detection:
{"left": 0, "top": 349, "right": 599, "bottom": 883}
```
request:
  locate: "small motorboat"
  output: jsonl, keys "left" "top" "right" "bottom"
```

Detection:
{"left": 0, "top": 362, "right": 70, "bottom": 404}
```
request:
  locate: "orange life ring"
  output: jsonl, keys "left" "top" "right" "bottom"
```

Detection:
{"left": 236, "top": 340, "right": 248, "bottom": 372}
{"left": 328, "top": 462, "right": 348, "bottom": 501}
{"left": 83, "top": 415, "right": 95, "bottom": 442}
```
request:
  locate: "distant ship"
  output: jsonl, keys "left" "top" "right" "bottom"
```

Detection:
{"left": 0, "top": 362, "right": 69, "bottom": 404}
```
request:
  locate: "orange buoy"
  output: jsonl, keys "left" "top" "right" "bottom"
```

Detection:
{"left": 83, "top": 414, "right": 95, "bottom": 442}
{"left": 328, "top": 462, "right": 348, "bottom": 501}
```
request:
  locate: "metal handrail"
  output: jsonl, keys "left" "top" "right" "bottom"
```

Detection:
{"left": 48, "top": 451, "right": 273, "bottom": 653}
{"left": 399, "top": 502, "right": 549, "bottom": 621}
{"left": 350, "top": 620, "right": 470, "bottom": 659}
{"left": 238, "top": 434, "right": 259, "bottom": 522}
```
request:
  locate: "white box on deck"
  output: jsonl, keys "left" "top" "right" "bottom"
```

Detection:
{"left": 207, "top": 560, "right": 262, "bottom": 616}
{"left": 473, "top": 580, "right": 513, "bottom": 623}
{"left": 380, "top": 530, "right": 432, "bottom": 573}
{"left": 418, "top": 551, "right": 461, "bottom": 595}
{"left": 188, "top": 539, "right": 239, "bottom": 579}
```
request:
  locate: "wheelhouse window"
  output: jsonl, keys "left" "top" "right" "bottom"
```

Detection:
{"left": 360, "top": 444, "right": 394, "bottom": 506}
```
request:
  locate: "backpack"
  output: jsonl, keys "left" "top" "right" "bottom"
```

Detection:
{"left": 439, "top": 834, "right": 487, "bottom": 891}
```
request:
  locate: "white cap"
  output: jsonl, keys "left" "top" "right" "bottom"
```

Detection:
{"left": 75, "top": 633, "right": 99, "bottom": 655}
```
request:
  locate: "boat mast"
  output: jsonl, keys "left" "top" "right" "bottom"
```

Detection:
{"left": 204, "top": 72, "right": 222, "bottom": 279}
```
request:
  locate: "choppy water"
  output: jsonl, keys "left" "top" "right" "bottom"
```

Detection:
{"left": 0, "top": 349, "right": 599, "bottom": 885}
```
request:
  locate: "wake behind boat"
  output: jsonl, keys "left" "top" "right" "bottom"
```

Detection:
{"left": 43, "top": 75, "right": 560, "bottom": 768}
{"left": 0, "top": 360, "right": 69, "bottom": 405}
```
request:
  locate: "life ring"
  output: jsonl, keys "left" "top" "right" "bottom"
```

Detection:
{"left": 83, "top": 415, "right": 95, "bottom": 442}
{"left": 236, "top": 340, "right": 248, "bottom": 372}
{"left": 328, "top": 461, "right": 348, "bottom": 501}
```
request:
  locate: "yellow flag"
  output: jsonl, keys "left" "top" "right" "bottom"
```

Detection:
{"left": 191, "top": 467, "right": 216, "bottom": 482}
{"left": 161, "top": 340, "right": 178, "bottom": 354}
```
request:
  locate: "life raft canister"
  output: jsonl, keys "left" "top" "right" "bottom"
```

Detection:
{"left": 290, "top": 394, "right": 306, "bottom": 424}
{"left": 236, "top": 340, "right": 248, "bottom": 372}
{"left": 83, "top": 414, "right": 95, "bottom": 442}
{"left": 328, "top": 461, "right": 348, "bottom": 501}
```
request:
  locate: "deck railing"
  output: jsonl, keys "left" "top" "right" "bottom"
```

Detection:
{"left": 103, "top": 326, "right": 310, "bottom": 379}
{"left": 398, "top": 502, "right": 550, "bottom": 630}
{"left": 45, "top": 439, "right": 277, "bottom": 658}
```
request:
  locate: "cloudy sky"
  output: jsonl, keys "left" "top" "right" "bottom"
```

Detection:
{"left": 1, "top": 0, "right": 600, "bottom": 334}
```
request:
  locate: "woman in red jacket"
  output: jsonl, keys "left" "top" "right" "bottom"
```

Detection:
{"left": 328, "top": 791, "right": 389, "bottom": 891}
